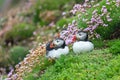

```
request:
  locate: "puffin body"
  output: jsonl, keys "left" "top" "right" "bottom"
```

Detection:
{"left": 46, "top": 46, "right": 69, "bottom": 58}
{"left": 73, "top": 31, "right": 94, "bottom": 54}
{"left": 73, "top": 41, "right": 94, "bottom": 54}
{"left": 46, "top": 38, "right": 69, "bottom": 58}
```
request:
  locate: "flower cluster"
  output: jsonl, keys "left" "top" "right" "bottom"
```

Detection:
{"left": 70, "top": 0, "right": 91, "bottom": 15}
{"left": 60, "top": 20, "right": 79, "bottom": 45}
{"left": 60, "top": 0, "right": 118, "bottom": 44}
{"left": 83, "top": 5, "right": 112, "bottom": 38}
{"left": 116, "top": 0, "right": 120, "bottom": 7}
{"left": 6, "top": 44, "right": 46, "bottom": 80}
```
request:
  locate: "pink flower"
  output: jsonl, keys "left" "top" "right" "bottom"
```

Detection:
{"left": 65, "top": 39, "right": 72, "bottom": 45}
{"left": 106, "top": 0, "right": 110, "bottom": 5}
{"left": 8, "top": 69, "right": 14, "bottom": 77}
{"left": 96, "top": 34, "right": 100, "bottom": 38}
{"left": 70, "top": 10, "right": 77, "bottom": 15}
{"left": 85, "top": 0, "right": 89, "bottom": 2}
{"left": 103, "top": 24, "right": 108, "bottom": 27}
{"left": 62, "top": 12, "right": 67, "bottom": 16}
{"left": 91, "top": 17, "right": 96, "bottom": 23}
{"left": 92, "top": 24, "right": 99, "bottom": 30}
{"left": 106, "top": 15, "right": 112, "bottom": 22}
{"left": 116, "top": 0, "right": 120, "bottom": 7}
{"left": 101, "top": 6, "right": 108, "bottom": 14}
{"left": 92, "top": 9, "right": 98, "bottom": 15}
{"left": 83, "top": 27, "right": 91, "bottom": 31}
{"left": 107, "top": 18, "right": 112, "bottom": 22}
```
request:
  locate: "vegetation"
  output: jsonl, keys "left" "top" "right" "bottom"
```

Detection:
{"left": 76, "top": 0, "right": 120, "bottom": 39}
{"left": 23, "top": 49, "right": 120, "bottom": 80}
{"left": 0, "top": 0, "right": 120, "bottom": 80}
{"left": 9, "top": 46, "right": 29, "bottom": 65}
{"left": 109, "top": 39, "right": 120, "bottom": 54}
{"left": 4, "top": 23, "right": 35, "bottom": 43}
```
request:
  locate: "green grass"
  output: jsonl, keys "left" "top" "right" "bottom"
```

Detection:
{"left": 23, "top": 48, "right": 120, "bottom": 80}
{"left": 9, "top": 46, "right": 29, "bottom": 65}
{"left": 23, "top": 39, "right": 120, "bottom": 80}
{"left": 39, "top": 50, "right": 120, "bottom": 80}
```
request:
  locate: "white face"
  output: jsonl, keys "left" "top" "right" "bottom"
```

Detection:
{"left": 76, "top": 31, "right": 87, "bottom": 41}
{"left": 53, "top": 38, "right": 64, "bottom": 47}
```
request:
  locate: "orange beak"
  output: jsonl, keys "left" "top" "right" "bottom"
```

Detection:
{"left": 57, "top": 33, "right": 60, "bottom": 38}
{"left": 50, "top": 42, "right": 55, "bottom": 48}
{"left": 72, "top": 35, "right": 77, "bottom": 42}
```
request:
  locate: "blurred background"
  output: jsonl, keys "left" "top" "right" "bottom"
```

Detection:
{"left": 0, "top": 0, "right": 84, "bottom": 77}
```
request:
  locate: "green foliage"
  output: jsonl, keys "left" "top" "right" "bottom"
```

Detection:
{"left": 107, "top": 39, "right": 120, "bottom": 47}
{"left": 4, "top": 23, "right": 35, "bottom": 41}
{"left": 56, "top": 18, "right": 68, "bottom": 27}
{"left": 92, "top": 39, "right": 105, "bottom": 48}
{"left": 24, "top": 49, "right": 120, "bottom": 80}
{"left": 35, "top": 0, "right": 75, "bottom": 11}
{"left": 0, "top": 17, "right": 6, "bottom": 29}
{"left": 33, "top": 0, "right": 83, "bottom": 24}
{"left": 109, "top": 40, "right": 120, "bottom": 54}
{"left": 39, "top": 49, "right": 118, "bottom": 80}
{"left": 9, "top": 46, "right": 29, "bottom": 65}
{"left": 0, "top": 48, "right": 6, "bottom": 67}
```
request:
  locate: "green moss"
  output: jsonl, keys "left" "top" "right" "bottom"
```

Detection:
{"left": 37, "top": 49, "right": 120, "bottom": 80}
{"left": 24, "top": 49, "right": 120, "bottom": 80}
{"left": 56, "top": 18, "right": 68, "bottom": 27}
{"left": 4, "top": 23, "right": 35, "bottom": 41}
{"left": 92, "top": 39, "right": 105, "bottom": 49}
{"left": 109, "top": 40, "right": 120, "bottom": 54}
{"left": 9, "top": 46, "right": 29, "bottom": 65}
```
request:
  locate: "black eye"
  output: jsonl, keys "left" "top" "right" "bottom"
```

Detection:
{"left": 79, "top": 34, "right": 81, "bottom": 36}
{"left": 57, "top": 40, "right": 59, "bottom": 42}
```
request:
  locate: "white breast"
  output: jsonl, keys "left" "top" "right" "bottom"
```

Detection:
{"left": 46, "top": 46, "right": 69, "bottom": 58}
{"left": 73, "top": 41, "right": 94, "bottom": 54}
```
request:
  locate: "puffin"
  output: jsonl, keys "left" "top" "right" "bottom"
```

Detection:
{"left": 72, "top": 31, "right": 94, "bottom": 54}
{"left": 46, "top": 38, "right": 69, "bottom": 58}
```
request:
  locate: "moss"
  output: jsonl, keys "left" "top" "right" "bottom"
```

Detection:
{"left": 109, "top": 40, "right": 120, "bottom": 54}
{"left": 56, "top": 18, "right": 68, "bottom": 27}
{"left": 24, "top": 49, "right": 120, "bottom": 80}
{"left": 92, "top": 39, "right": 105, "bottom": 49}
{"left": 37, "top": 49, "right": 120, "bottom": 80}
{"left": 4, "top": 23, "right": 35, "bottom": 42}
{"left": 9, "top": 46, "right": 29, "bottom": 65}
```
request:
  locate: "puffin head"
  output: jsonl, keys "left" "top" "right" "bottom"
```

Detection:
{"left": 73, "top": 31, "right": 88, "bottom": 41}
{"left": 49, "top": 38, "right": 65, "bottom": 49}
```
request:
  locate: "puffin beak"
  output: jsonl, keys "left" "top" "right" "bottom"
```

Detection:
{"left": 72, "top": 35, "right": 77, "bottom": 42}
{"left": 57, "top": 33, "right": 60, "bottom": 38}
{"left": 50, "top": 42, "right": 55, "bottom": 48}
